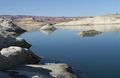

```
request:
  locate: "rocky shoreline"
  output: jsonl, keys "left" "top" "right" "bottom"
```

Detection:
{"left": 0, "top": 20, "right": 76, "bottom": 78}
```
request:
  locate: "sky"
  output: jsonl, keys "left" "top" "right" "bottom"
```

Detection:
{"left": 0, "top": 0, "right": 120, "bottom": 16}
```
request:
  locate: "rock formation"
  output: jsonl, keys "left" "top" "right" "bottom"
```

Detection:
{"left": 0, "top": 35, "right": 31, "bottom": 50}
{"left": 40, "top": 24, "right": 56, "bottom": 30}
{"left": 0, "top": 17, "right": 80, "bottom": 78}
{"left": 0, "top": 20, "right": 26, "bottom": 33}
{"left": 55, "top": 14, "right": 120, "bottom": 26}
{"left": 0, "top": 20, "right": 26, "bottom": 37}
{"left": 0, "top": 46, "right": 41, "bottom": 70}
{"left": 79, "top": 30, "right": 102, "bottom": 37}
{"left": 0, "top": 63, "right": 76, "bottom": 78}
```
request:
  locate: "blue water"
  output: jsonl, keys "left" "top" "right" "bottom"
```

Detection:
{"left": 20, "top": 29, "right": 120, "bottom": 78}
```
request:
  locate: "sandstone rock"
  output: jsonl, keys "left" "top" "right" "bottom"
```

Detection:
{"left": 40, "top": 24, "right": 56, "bottom": 30}
{"left": 0, "top": 20, "right": 26, "bottom": 33}
{"left": 79, "top": 30, "right": 102, "bottom": 37}
{"left": 1, "top": 63, "right": 76, "bottom": 78}
{"left": 0, "top": 46, "right": 41, "bottom": 70}
{"left": 55, "top": 14, "right": 120, "bottom": 26}
{"left": 0, "top": 35, "right": 31, "bottom": 50}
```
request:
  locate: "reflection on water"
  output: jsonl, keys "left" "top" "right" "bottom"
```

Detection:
{"left": 20, "top": 25, "right": 120, "bottom": 78}
{"left": 40, "top": 30, "right": 56, "bottom": 35}
{"left": 56, "top": 24, "right": 120, "bottom": 32}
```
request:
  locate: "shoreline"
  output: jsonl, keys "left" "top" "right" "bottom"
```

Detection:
{"left": 0, "top": 20, "right": 76, "bottom": 78}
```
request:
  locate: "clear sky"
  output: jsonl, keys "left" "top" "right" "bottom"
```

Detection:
{"left": 0, "top": 0, "right": 120, "bottom": 16}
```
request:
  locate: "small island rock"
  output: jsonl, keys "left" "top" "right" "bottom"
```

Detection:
{"left": 79, "top": 30, "right": 102, "bottom": 37}
{"left": 40, "top": 24, "right": 56, "bottom": 30}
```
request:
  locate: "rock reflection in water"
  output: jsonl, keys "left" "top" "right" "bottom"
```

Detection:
{"left": 40, "top": 29, "right": 56, "bottom": 35}
{"left": 56, "top": 24, "right": 120, "bottom": 32}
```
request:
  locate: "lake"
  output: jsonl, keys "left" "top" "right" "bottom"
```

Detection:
{"left": 20, "top": 25, "right": 120, "bottom": 78}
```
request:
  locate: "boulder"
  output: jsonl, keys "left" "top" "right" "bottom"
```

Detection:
{"left": 0, "top": 20, "right": 26, "bottom": 33}
{"left": 1, "top": 63, "right": 76, "bottom": 78}
{"left": 79, "top": 30, "right": 102, "bottom": 37}
{"left": 0, "top": 35, "right": 31, "bottom": 50}
{"left": 0, "top": 46, "right": 41, "bottom": 70}
{"left": 40, "top": 24, "right": 56, "bottom": 30}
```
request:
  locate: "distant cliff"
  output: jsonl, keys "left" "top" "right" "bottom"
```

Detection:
{"left": 0, "top": 15, "right": 86, "bottom": 26}
{"left": 55, "top": 14, "right": 120, "bottom": 26}
{"left": 0, "top": 15, "right": 86, "bottom": 31}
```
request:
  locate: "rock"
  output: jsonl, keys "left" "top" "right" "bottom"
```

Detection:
{"left": 79, "top": 30, "right": 102, "bottom": 37}
{"left": 55, "top": 14, "right": 120, "bottom": 26}
{"left": 0, "top": 46, "right": 41, "bottom": 70}
{"left": 0, "top": 35, "right": 31, "bottom": 50}
{"left": 1, "top": 63, "right": 76, "bottom": 78}
{"left": 5, "top": 32, "right": 18, "bottom": 36}
{"left": 0, "top": 20, "right": 26, "bottom": 33}
{"left": 40, "top": 24, "right": 56, "bottom": 30}
{"left": 0, "top": 31, "right": 18, "bottom": 37}
{"left": 15, "top": 38, "right": 31, "bottom": 49}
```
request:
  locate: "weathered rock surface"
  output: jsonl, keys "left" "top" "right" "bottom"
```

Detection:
{"left": 0, "top": 35, "right": 31, "bottom": 50}
{"left": 0, "top": 20, "right": 26, "bottom": 33}
{"left": 79, "top": 30, "right": 102, "bottom": 37}
{"left": 0, "top": 63, "right": 76, "bottom": 78}
{"left": 40, "top": 24, "right": 56, "bottom": 30}
{"left": 0, "top": 31, "right": 17, "bottom": 36}
{"left": 0, "top": 46, "right": 41, "bottom": 70}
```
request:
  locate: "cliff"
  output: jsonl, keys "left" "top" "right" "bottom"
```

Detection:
{"left": 55, "top": 14, "right": 120, "bottom": 26}
{"left": 0, "top": 15, "right": 84, "bottom": 31}
{"left": 0, "top": 15, "right": 83, "bottom": 26}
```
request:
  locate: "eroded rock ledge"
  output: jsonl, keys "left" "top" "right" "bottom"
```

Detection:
{"left": 79, "top": 30, "right": 102, "bottom": 37}
{"left": 0, "top": 35, "right": 31, "bottom": 50}
{"left": 0, "top": 46, "right": 41, "bottom": 70}
{"left": 0, "top": 46, "right": 76, "bottom": 78}
{"left": 0, "top": 64, "right": 76, "bottom": 78}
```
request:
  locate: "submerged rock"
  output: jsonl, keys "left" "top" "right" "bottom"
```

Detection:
{"left": 0, "top": 46, "right": 41, "bottom": 70}
{"left": 40, "top": 24, "right": 56, "bottom": 30}
{"left": 0, "top": 35, "right": 31, "bottom": 50}
{"left": 0, "top": 63, "right": 76, "bottom": 78}
{"left": 79, "top": 30, "right": 102, "bottom": 37}
{"left": 0, "top": 20, "right": 26, "bottom": 33}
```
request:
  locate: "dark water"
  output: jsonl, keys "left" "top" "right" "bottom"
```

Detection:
{"left": 20, "top": 28, "right": 120, "bottom": 78}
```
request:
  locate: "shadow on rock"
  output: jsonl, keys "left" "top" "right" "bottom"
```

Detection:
{"left": 0, "top": 46, "right": 41, "bottom": 70}
{"left": 0, "top": 35, "right": 31, "bottom": 50}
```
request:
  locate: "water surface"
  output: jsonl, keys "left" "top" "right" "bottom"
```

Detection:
{"left": 20, "top": 26, "right": 120, "bottom": 78}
